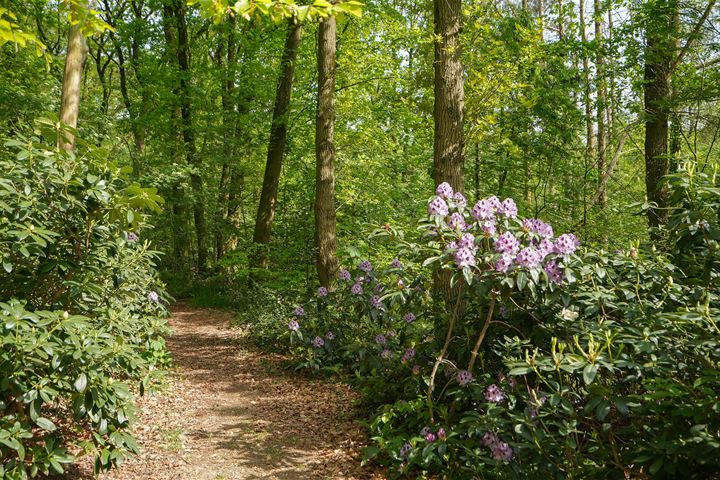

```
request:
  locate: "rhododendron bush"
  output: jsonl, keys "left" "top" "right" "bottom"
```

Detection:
{"left": 283, "top": 181, "right": 720, "bottom": 479}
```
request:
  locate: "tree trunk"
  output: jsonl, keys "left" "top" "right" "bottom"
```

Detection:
{"left": 58, "top": 5, "right": 88, "bottom": 151}
{"left": 252, "top": 21, "right": 303, "bottom": 270}
{"left": 314, "top": 16, "right": 340, "bottom": 287}
{"left": 579, "top": 0, "right": 594, "bottom": 158}
{"left": 215, "top": 17, "right": 238, "bottom": 262}
{"left": 433, "top": 0, "right": 465, "bottom": 193}
{"left": 644, "top": 0, "right": 675, "bottom": 229}
{"left": 433, "top": 0, "right": 465, "bottom": 314}
{"left": 170, "top": 0, "right": 208, "bottom": 273}
{"left": 594, "top": 0, "right": 607, "bottom": 208}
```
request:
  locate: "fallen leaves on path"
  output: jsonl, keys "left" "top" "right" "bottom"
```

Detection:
{"left": 64, "top": 304, "right": 386, "bottom": 480}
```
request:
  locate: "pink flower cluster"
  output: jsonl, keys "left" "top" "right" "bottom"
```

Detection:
{"left": 427, "top": 183, "right": 580, "bottom": 284}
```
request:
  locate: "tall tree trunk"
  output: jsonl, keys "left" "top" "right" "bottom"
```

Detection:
{"left": 215, "top": 17, "right": 238, "bottom": 262}
{"left": 579, "top": 0, "right": 594, "bottom": 158}
{"left": 433, "top": 0, "right": 465, "bottom": 193}
{"left": 58, "top": 5, "right": 88, "bottom": 151}
{"left": 314, "top": 16, "right": 340, "bottom": 287}
{"left": 594, "top": 0, "right": 607, "bottom": 208}
{"left": 433, "top": 0, "right": 465, "bottom": 313}
{"left": 170, "top": 0, "right": 208, "bottom": 273}
{"left": 252, "top": 21, "right": 303, "bottom": 270}
{"left": 643, "top": 0, "right": 675, "bottom": 229}
{"left": 161, "top": 0, "right": 191, "bottom": 270}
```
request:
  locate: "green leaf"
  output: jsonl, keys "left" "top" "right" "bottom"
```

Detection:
{"left": 582, "top": 363, "right": 598, "bottom": 385}
{"left": 74, "top": 373, "right": 87, "bottom": 393}
{"left": 36, "top": 417, "right": 57, "bottom": 431}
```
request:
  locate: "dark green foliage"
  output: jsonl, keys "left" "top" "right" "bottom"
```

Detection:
{"left": 0, "top": 124, "right": 169, "bottom": 477}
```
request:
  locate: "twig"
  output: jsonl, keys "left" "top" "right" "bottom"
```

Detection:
{"left": 427, "top": 283, "right": 464, "bottom": 423}
{"left": 467, "top": 293, "right": 496, "bottom": 374}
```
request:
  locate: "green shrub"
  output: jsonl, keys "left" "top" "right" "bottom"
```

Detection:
{"left": 0, "top": 122, "right": 169, "bottom": 477}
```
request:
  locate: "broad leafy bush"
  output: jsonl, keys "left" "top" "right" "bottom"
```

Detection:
{"left": 0, "top": 123, "right": 169, "bottom": 478}
{"left": 282, "top": 180, "right": 720, "bottom": 479}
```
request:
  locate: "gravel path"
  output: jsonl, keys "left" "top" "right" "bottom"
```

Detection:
{"left": 65, "top": 305, "right": 384, "bottom": 480}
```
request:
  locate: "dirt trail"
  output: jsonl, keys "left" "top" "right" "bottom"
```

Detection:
{"left": 72, "top": 305, "right": 384, "bottom": 480}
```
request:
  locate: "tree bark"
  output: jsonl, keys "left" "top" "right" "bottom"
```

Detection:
{"left": 643, "top": 0, "right": 675, "bottom": 229}
{"left": 252, "top": 21, "right": 303, "bottom": 270}
{"left": 314, "top": 16, "right": 340, "bottom": 287}
{"left": 58, "top": 5, "right": 88, "bottom": 151}
{"left": 215, "top": 17, "right": 238, "bottom": 262}
{"left": 594, "top": 0, "right": 607, "bottom": 208}
{"left": 433, "top": 0, "right": 465, "bottom": 193}
{"left": 579, "top": 0, "right": 594, "bottom": 159}
{"left": 169, "top": 0, "right": 208, "bottom": 272}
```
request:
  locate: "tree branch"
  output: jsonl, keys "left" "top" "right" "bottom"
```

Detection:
{"left": 669, "top": 0, "right": 717, "bottom": 74}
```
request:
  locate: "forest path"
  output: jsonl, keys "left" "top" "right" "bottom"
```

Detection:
{"left": 90, "top": 304, "right": 382, "bottom": 480}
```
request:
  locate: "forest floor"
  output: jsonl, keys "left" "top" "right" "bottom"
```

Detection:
{"left": 66, "top": 304, "right": 385, "bottom": 480}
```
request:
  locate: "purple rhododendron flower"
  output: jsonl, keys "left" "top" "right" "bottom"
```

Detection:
{"left": 412, "top": 364, "right": 420, "bottom": 375}
{"left": 147, "top": 291, "right": 159, "bottom": 302}
{"left": 313, "top": 336, "right": 325, "bottom": 347}
{"left": 425, "top": 432, "right": 436, "bottom": 443}
{"left": 338, "top": 269, "right": 352, "bottom": 281}
{"left": 515, "top": 247, "right": 542, "bottom": 269}
{"left": 554, "top": 233, "right": 579, "bottom": 255}
{"left": 481, "top": 432, "right": 499, "bottom": 447}
{"left": 499, "top": 305, "right": 509, "bottom": 318}
{"left": 355, "top": 276, "right": 365, "bottom": 284}
{"left": 375, "top": 334, "right": 387, "bottom": 345}
{"left": 481, "top": 220, "right": 497, "bottom": 237}
{"left": 437, "top": 427, "right": 446, "bottom": 439}
{"left": 448, "top": 212, "right": 466, "bottom": 230}
{"left": 491, "top": 441, "right": 513, "bottom": 461}
{"left": 457, "top": 369, "right": 474, "bottom": 386}
{"left": 420, "top": 426, "right": 431, "bottom": 437}
{"left": 401, "top": 348, "right": 416, "bottom": 363}
{"left": 544, "top": 259, "right": 563, "bottom": 283}
{"left": 351, "top": 283, "right": 363, "bottom": 295}
{"left": 428, "top": 196, "right": 449, "bottom": 216}
{"left": 317, "top": 286, "right": 328, "bottom": 297}
{"left": 381, "top": 349, "right": 393, "bottom": 359}
{"left": 399, "top": 443, "right": 412, "bottom": 458}
{"left": 391, "top": 258, "right": 403, "bottom": 269}
{"left": 487, "top": 196, "right": 502, "bottom": 212}
{"left": 459, "top": 233, "right": 476, "bottom": 250}
{"left": 523, "top": 218, "right": 554, "bottom": 238}
{"left": 453, "top": 191, "right": 467, "bottom": 207}
{"left": 537, "top": 238, "right": 554, "bottom": 258}
{"left": 445, "top": 240, "right": 459, "bottom": 253}
{"left": 495, "top": 253, "right": 514, "bottom": 273}
{"left": 293, "top": 306, "right": 305, "bottom": 316}
{"left": 495, "top": 231, "right": 520, "bottom": 255}
{"left": 436, "top": 182, "right": 454, "bottom": 199}
{"left": 288, "top": 320, "right": 300, "bottom": 331}
{"left": 500, "top": 198, "right": 518, "bottom": 218}
{"left": 472, "top": 199, "right": 494, "bottom": 220}
{"left": 396, "top": 278, "right": 404, "bottom": 288}
{"left": 454, "top": 247, "right": 476, "bottom": 268}
{"left": 485, "top": 384, "right": 505, "bottom": 403}
{"left": 404, "top": 313, "right": 416, "bottom": 324}
{"left": 359, "top": 260, "right": 373, "bottom": 272}
{"left": 507, "top": 376, "right": 517, "bottom": 389}
{"left": 325, "top": 331, "right": 335, "bottom": 340}
{"left": 127, "top": 232, "right": 139, "bottom": 242}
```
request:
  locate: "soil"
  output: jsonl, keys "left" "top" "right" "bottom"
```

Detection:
{"left": 63, "top": 304, "right": 385, "bottom": 480}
